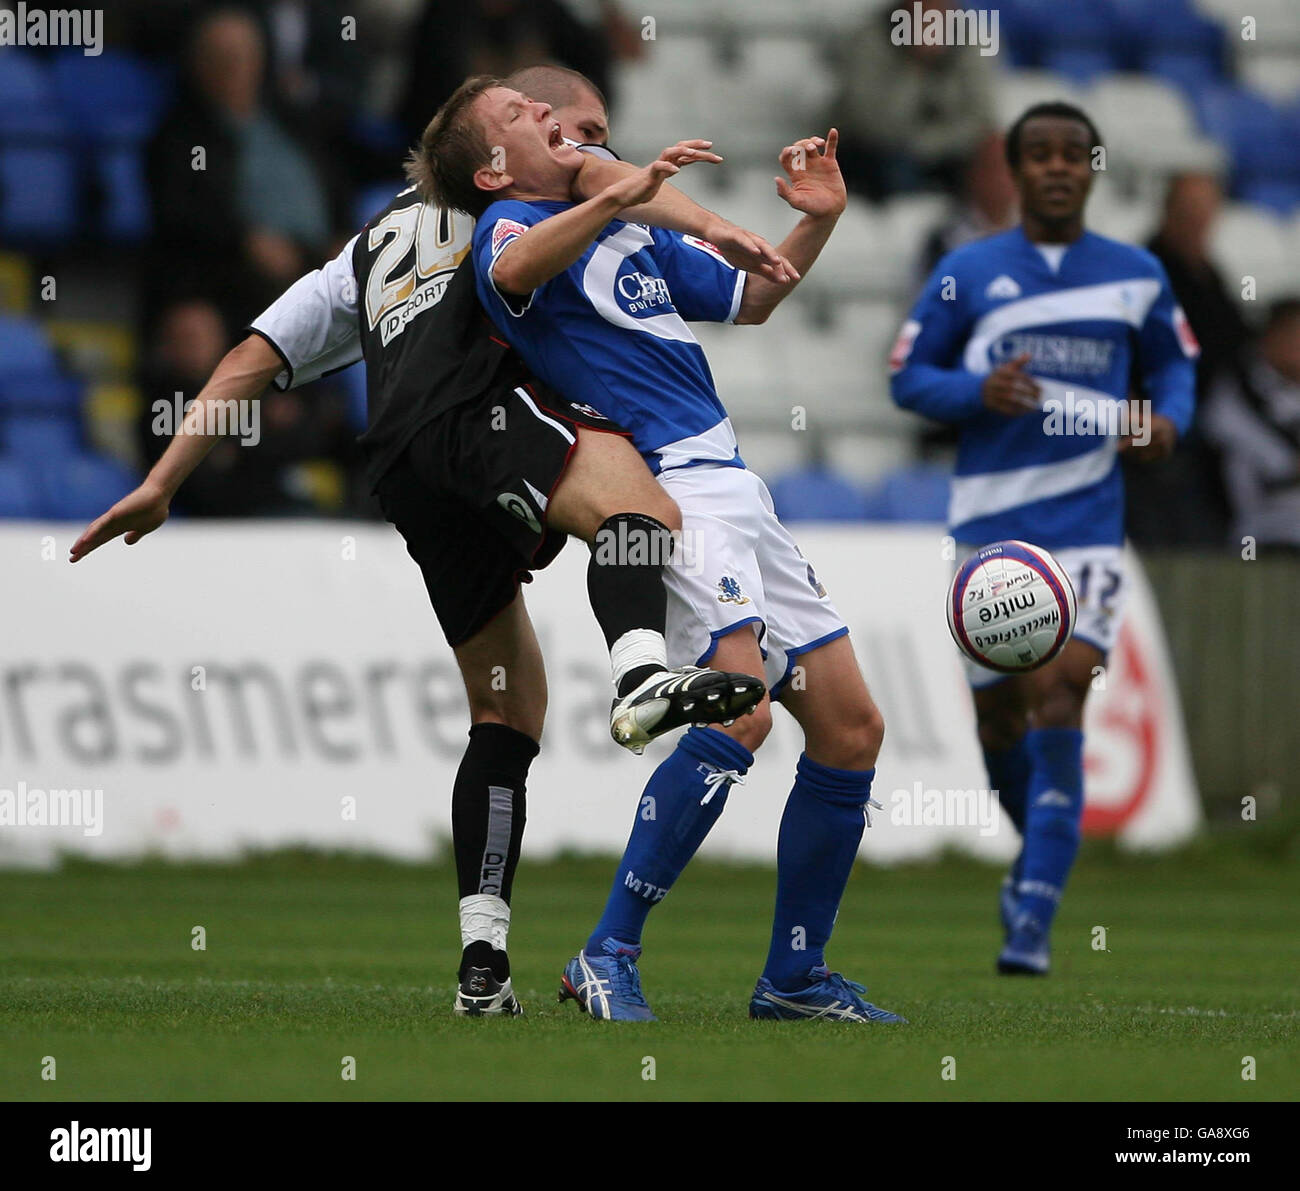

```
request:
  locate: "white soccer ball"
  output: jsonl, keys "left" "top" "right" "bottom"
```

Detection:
{"left": 946, "top": 540, "right": 1077, "bottom": 673}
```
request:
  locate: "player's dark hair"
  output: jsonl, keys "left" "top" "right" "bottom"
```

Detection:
{"left": 1005, "top": 102, "right": 1102, "bottom": 170}
{"left": 505, "top": 64, "right": 607, "bottom": 118}
{"left": 405, "top": 74, "right": 502, "bottom": 216}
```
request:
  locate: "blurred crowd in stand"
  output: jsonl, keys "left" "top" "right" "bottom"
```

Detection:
{"left": 1, "top": 0, "right": 1296, "bottom": 552}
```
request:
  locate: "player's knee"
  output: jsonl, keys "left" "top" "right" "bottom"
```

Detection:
{"left": 468, "top": 704, "right": 544, "bottom": 742}
{"left": 809, "top": 702, "right": 884, "bottom": 771}
{"left": 977, "top": 708, "right": 1028, "bottom": 752}
{"left": 590, "top": 510, "right": 677, "bottom": 568}
{"left": 563, "top": 433, "right": 681, "bottom": 538}
{"left": 465, "top": 686, "right": 546, "bottom": 741}
{"left": 638, "top": 490, "right": 681, "bottom": 535}
{"left": 842, "top": 703, "right": 886, "bottom": 770}
{"left": 725, "top": 697, "right": 772, "bottom": 752}
{"left": 1034, "top": 681, "right": 1086, "bottom": 731}
{"left": 863, "top": 701, "right": 886, "bottom": 758}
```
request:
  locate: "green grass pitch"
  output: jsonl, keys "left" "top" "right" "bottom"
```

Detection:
{"left": 2, "top": 834, "right": 1297, "bottom": 1102}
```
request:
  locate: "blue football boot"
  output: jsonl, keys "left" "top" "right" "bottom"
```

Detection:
{"left": 749, "top": 965, "right": 907, "bottom": 1023}
{"left": 997, "top": 910, "right": 1051, "bottom": 975}
{"left": 559, "top": 938, "right": 657, "bottom": 1021}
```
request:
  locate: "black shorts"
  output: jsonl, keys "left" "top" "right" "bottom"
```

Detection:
{"left": 376, "top": 381, "right": 629, "bottom": 646}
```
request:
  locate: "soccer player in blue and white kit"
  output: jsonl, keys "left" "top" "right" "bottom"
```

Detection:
{"left": 415, "top": 75, "right": 905, "bottom": 1022}
{"left": 891, "top": 103, "right": 1198, "bottom": 974}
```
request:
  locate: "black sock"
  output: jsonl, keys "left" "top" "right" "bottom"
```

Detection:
{"left": 452, "top": 722, "right": 536, "bottom": 979}
{"left": 587, "top": 512, "right": 674, "bottom": 697}
{"left": 459, "top": 939, "right": 507, "bottom": 981}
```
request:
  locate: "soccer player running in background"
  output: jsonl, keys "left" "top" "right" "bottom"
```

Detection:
{"left": 891, "top": 103, "right": 1198, "bottom": 974}
{"left": 417, "top": 75, "right": 905, "bottom": 1023}
{"left": 69, "top": 68, "right": 787, "bottom": 1015}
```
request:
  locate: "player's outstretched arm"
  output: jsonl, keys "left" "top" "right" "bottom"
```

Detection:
{"left": 69, "top": 334, "right": 283, "bottom": 562}
{"left": 574, "top": 145, "right": 795, "bottom": 283}
{"left": 492, "top": 156, "right": 681, "bottom": 295}
{"left": 735, "top": 130, "right": 845, "bottom": 325}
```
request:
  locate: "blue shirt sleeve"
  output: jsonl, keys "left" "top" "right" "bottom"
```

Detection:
{"left": 472, "top": 200, "right": 549, "bottom": 321}
{"left": 1135, "top": 261, "right": 1198, "bottom": 438}
{"left": 650, "top": 228, "right": 746, "bottom": 323}
{"left": 889, "top": 254, "right": 986, "bottom": 422}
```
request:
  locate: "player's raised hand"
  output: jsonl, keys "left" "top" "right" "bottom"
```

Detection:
{"left": 603, "top": 157, "right": 680, "bottom": 210}
{"left": 774, "top": 129, "right": 847, "bottom": 220}
{"left": 981, "top": 352, "right": 1041, "bottom": 415}
{"left": 69, "top": 480, "right": 170, "bottom": 563}
{"left": 702, "top": 220, "right": 799, "bottom": 284}
{"left": 658, "top": 139, "right": 724, "bottom": 168}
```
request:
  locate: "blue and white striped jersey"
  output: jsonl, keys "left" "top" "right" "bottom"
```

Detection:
{"left": 890, "top": 227, "right": 1198, "bottom": 547}
{"left": 473, "top": 198, "right": 747, "bottom": 474}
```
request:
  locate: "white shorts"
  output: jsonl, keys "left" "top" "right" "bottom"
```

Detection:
{"left": 957, "top": 542, "right": 1128, "bottom": 688}
{"left": 659, "top": 465, "right": 847, "bottom": 696}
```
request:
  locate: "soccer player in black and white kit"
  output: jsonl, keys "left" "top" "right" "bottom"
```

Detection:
{"left": 71, "top": 69, "right": 791, "bottom": 1015}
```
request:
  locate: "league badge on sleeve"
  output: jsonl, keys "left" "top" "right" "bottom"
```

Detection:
{"left": 1172, "top": 304, "right": 1200, "bottom": 358}
{"left": 889, "top": 319, "right": 921, "bottom": 374}
{"left": 491, "top": 218, "right": 529, "bottom": 256}
{"left": 682, "top": 235, "right": 731, "bottom": 266}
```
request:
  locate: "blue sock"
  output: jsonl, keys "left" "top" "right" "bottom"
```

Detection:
{"left": 761, "top": 755, "right": 875, "bottom": 990}
{"left": 585, "top": 728, "right": 753, "bottom": 954}
{"left": 1016, "top": 728, "right": 1085, "bottom": 933}
{"left": 983, "top": 736, "right": 1032, "bottom": 884}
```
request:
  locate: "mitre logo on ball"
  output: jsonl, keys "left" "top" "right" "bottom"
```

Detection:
{"left": 947, "top": 540, "right": 1078, "bottom": 673}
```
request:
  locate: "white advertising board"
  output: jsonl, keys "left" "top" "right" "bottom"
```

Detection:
{"left": 0, "top": 521, "right": 1200, "bottom": 866}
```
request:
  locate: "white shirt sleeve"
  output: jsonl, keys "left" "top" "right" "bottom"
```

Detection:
{"left": 574, "top": 141, "right": 620, "bottom": 162}
{"left": 247, "top": 234, "right": 362, "bottom": 390}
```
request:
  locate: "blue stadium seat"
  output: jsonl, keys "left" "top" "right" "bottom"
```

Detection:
{"left": 0, "top": 51, "right": 59, "bottom": 134}
{"left": 96, "top": 144, "right": 152, "bottom": 240}
{"left": 354, "top": 180, "right": 405, "bottom": 229}
{"left": 51, "top": 50, "right": 168, "bottom": 242}
{"left": 0, "top": 316, "right": 60, "bottom": 376}
{"left": 0, "top": 54, "right": 77, "bottom": 243}
{"left": 1236, "top": 178, "right": 1300, "bottom": 216}
{"left": 349, "top": 111, "right": 407, "bottom": 157}
{"left": 767, "top": 466, "right": 872, "bottom": 522}
{"left": 51, "top": 49, "right": 169, "bottom": 142}
{"left": 1110, "top": 0, "right": 1223, "bottom": 69}
{"left": 869, "top": 465, "right": 952, "bottom": 523}
{"left": 984, "top": 0, "right": 1048, "bottom": 67}
{"left": 1194, "top": 86, "right": 1289, "bottom": 177}
{"left": 0, "top": 320, "right": 87, "bottom": 464}
{"left": 1034, "top": 0, "right": 1121, "bottom": 56}
{"left": 1143, "top": 49, "right": 1223, "bottom": 95}
{"left": 338, "top": 361, "right": 368, "bottom": 433}
{"left": 0, "top": 374, "right": 83, "bottom": 414}
{"left": 38, "top": 453, "right": 136, "bottom": 520}
{"left": 1043, "top": 47, "right": 1117, "bottom": 84}
{"left": 0, "top": 144, "right": 79, "bottom": 243}
{"left": 1, "top": 414, "right": 81, "bottom": 459}
{"left": 0, "top": 455, "right": 39, "bottom": 517}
